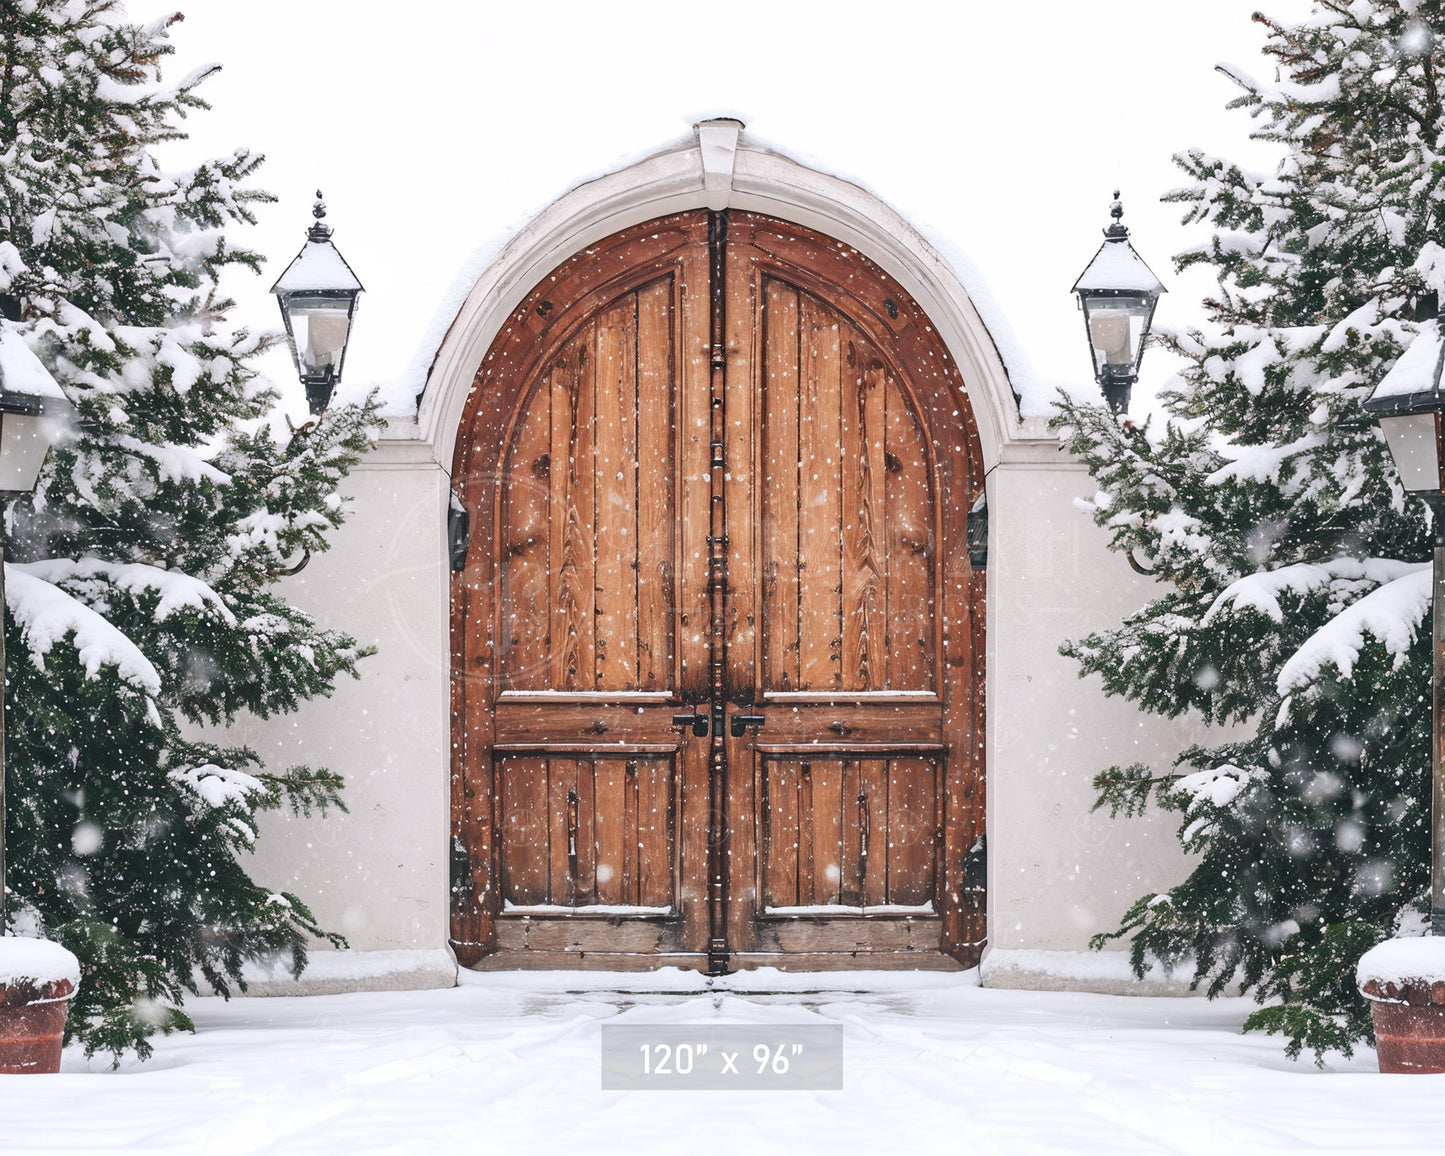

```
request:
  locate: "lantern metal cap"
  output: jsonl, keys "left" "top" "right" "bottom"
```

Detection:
{"left": 270, "top": 191, "right": 363, "bottom": 297}
{"left": 1071, "top": 193, "right": 1166, "bottom": 298}
{"left": 1365, "top": 319, "right": 1445, "bottom": 417}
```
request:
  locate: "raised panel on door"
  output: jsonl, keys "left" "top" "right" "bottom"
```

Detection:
{"left": 759, "top": 755, "right": 939, "bottom": 913}
{"left": 499, "top": 282, "right": 676, "bottom": 694}
{"left": 497, "top": 754, "right": 676, "bottom": 914}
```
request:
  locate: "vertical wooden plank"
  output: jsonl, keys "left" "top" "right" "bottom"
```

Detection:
{"left": 593, "top": 301, "right": 640, "bottom": 690}
{"left": 593, "top": 758, "right": 626, "bottom": 906}
{"left": 762, "top": 280, "right": 801, "bottom": 693}
{"left": 810, "top": 758, "right": 843, "bottom": 906}
{"left": 887, "top": 757, "right": 938, "bottom": 906}
{"left": 499, "top": 389, "right": 551, "bottom": 690}
{"left": 763, "top": 760, "right": 800, "bottom": 908}
{"left": 840, "top": 357, "right": 887, "bottom": 691}
{"left": 723, "top": 219, "right": 761, "bottom": 951}
{"left": 623, "top": 759, "right": 640, "bottom": 905}
{"left": 678, "top": 240, "right": 713, "bottom": 705}
{"left": 499, "top": 757, "right": 549, "bottom": 906}
{"left": 636, "top": 757, "right": 672, "bottom": 907}
{"left": 799, "top": 762, "right": 815, "bottom": 906}
{"left": 636, "top": 279, "right": 675, "bottom": 692}
{"left": 838, "top": 760, "right": 864, "bottom": 907}
{"left": 861, "top": 759, "right": 889, "bottom": 907}
{"left": 546, "top": 358, "right": 570, "bottom": 691}
{"left": 885, "top": 376, "right": 933, "bottom": 691}
{"left": 575, "top": 756, "right": 597, "bottom": 905}
{"left": 797, "top": 295, "right": 843, "bottom": 691}
{"left": 549, "top": 329, "right": 595, "bottom": 691}
{"left": 574, "top": 332, "right": 599, "bottom": 690}
{"left": 547, "top": 757, "right": 573, "bottom": 905}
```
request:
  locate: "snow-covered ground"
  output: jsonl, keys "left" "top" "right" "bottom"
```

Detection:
{"left": 4, "top": 969, "right": 1444, "bottom": 1154}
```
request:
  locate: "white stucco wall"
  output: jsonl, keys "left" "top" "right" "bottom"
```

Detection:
{"left": 232, "top": 439, "right": 454, "bottom": 989}
{"left": 985, "top": 447, "right": 1203, "bottom": 965}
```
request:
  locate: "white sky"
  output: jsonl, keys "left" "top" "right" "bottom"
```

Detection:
{"left": 156, "top": 0, "right": 1314, "bottom": 421}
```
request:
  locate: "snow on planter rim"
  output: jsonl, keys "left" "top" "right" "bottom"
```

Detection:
{"left": 0, "top": 936, "right": 81, "bottom": 990}
{"left": 1356, "top": 936, "right": 1445, "bottom": 992}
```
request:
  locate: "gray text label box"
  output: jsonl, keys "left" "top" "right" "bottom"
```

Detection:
{"left": 601, "top": 1024, "right": 844, "bottom": 1090}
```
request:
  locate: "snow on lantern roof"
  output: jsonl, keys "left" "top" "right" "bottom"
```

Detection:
{"left": 0, "top": 323, "right": 66, "bottom": 402}
{"left": 1366, "top": 318, "right": 1445, "bottom": 414}
{"left": 1071, "top": 233, "right": 1166, "bottom": 296}
{"left": 271, "top": 234, "right": 363, "bottom": 296}
{"left": 271, "top": 195, "right": 363, "bottom": 297}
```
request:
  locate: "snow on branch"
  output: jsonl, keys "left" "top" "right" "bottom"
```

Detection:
{"left": 1277, "top": 563, "right": 1431, "bottom": 696}
{"left": 169, "top": 763, "right": 265, "bottom": 811}
{"left": 18, "top": 558, "right": 237, "bottom": 626}
{"left": 5, "top": 566, "right": 161, "bottom": 695}
{"left": 1201, "top": 557, "right": 1418, "bottom": 627}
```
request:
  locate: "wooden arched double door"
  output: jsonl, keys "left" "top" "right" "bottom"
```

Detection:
{"left": 451, "top": 211, "right": 985, "bottom": 971}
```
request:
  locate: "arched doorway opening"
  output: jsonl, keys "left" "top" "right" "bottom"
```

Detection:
{"left": 450, "top": 210, "right": 984, "bottom": 971}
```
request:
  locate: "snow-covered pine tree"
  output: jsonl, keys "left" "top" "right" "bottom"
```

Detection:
{"left": 0, "top": 0, "right": 380, "bottom": 1060}
{"left": 1052, "top": 0, "right": 1445, "bottom": 1061}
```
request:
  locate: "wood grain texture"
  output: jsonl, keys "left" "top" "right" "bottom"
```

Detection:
{"left": 636, "top": 279, "right": 675, "bottom": 692}
{"left": 592, "top": 304, "right": 638, "bottom": 691}
{"left": 761, "top": 279, "right": 801, "bottom": 694}
{"left": 796, "top": 292, "right": 843, "bottom": 692}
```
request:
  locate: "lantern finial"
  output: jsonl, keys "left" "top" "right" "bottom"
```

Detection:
{"left": 308, "top": 191, "right": 332, "bottom": 242}
{"left": 1106, "top": 192, "right": 1128, "bottom": 239}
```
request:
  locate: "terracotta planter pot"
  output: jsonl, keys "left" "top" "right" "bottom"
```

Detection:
{"left": 1361, "top": 976, "right": 1445, "bottom": 1074}
{"left": 0, "top": 976, "right": 75, "bottom": 1074}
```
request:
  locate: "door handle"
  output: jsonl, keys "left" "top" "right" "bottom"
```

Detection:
{"left": 566, "top": 789, "right": 580, "bottom": 884}
{"left": 672, "top": 709, "right": 709, "bottom": 737}
{"left": 730, "top": 713, "right": 766, "bottom": 738}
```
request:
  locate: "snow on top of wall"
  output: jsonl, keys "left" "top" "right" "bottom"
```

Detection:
{"left": 0, "top": 935, "right": 81, "bottom": 991}
{"left": 377, "top": 124, "right": 1044, "bottom": 423}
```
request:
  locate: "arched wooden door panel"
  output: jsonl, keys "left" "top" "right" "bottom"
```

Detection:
{"left": 451, "top": 211, "right": 984, "bottom": 971}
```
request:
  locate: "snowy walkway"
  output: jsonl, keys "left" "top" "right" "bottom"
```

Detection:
{"left": 4, "top": 968, "right": 1445, "bottom": 1154}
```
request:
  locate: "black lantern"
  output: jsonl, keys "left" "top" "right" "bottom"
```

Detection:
{"left": 1072, "top": 193, "right": 1166, "bottom": 414}
{"left": 270, "top": 192, "right": 363, "bottom": 416}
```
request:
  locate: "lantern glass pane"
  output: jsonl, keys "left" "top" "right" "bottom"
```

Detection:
{"left": 284, "top": 297, "right": 353, "bottom": 377}
{"left": 1380, "top": 412, "right": 1443, "bottom": 494}
{"left": 1083, "top": 293, "right": 1152, "bottom": 376}
{"left": 0, "top": 409, "right": 59, "bottom": 493}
